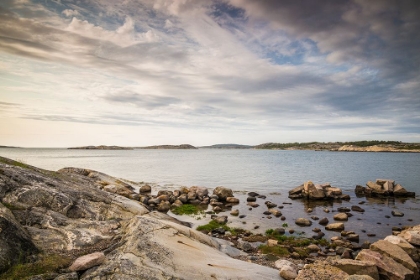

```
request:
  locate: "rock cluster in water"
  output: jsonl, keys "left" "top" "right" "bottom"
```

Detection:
{"left": 138, "top": 185, "right": 239, "bottom": 213}
{"left": 355, "top": 179, "right": 415, "bottom": 197}
{"left": 288, "top": 181, "right": 350, "bottom": 200}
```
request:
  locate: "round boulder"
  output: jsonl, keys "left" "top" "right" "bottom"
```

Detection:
{"left": 295, "top": 218, "right": 312, "bottom": 226}
{"left": 213, "top": 187, "right": 233, "bottom": 201}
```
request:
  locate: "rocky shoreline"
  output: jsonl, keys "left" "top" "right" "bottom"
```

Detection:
{"left": 1, "top": 156, "right": 419, "bottom": 279}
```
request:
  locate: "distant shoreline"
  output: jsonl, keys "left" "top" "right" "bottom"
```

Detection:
{"left": 4, "top": 141, "right": 420, "bottom": 152}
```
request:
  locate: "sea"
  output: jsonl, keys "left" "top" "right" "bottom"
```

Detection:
{"left": 1, "top": 148, "right": 420, "bottom": 241}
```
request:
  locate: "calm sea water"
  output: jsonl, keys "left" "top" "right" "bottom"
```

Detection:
{"left": 1, "top": 148, "right": 420, "bottom": 241}
{"left": 1, "top": 148, "right": 419, "bottom": 192}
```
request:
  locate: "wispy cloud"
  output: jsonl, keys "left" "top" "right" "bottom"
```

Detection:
{"left": 0, "top": 0, "right": 419, "bottom": 146}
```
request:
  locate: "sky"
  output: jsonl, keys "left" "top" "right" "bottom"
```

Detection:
{"left": 0, "top": 0, "right": 419, "bottom": 147}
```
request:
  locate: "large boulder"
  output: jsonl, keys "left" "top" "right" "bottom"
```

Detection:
{"left": 296, "top": 260, "right": 349, "bottom": 280}
{"left": 295, "top": 218, "right": 312, "bottom": 226}
{"left": 384, "top": 236, "right": 417, "bottom": 257}
{"left": 370, "top": 240, "right": 418, "bottom": 276}
{"left": 326, "top": 223, "right": 345, "bottom": 231}
{"left": 327, "top": 259, "right": 379, "bottom": 280}
{"left": 356, "top": 249, "right": 415, "bottom": 280}
{"left": 213, "top": 187, "right": 233, "bottom": 201}
{"left": 304, "top": 181, "right": 326, "bottom": 200}
{"left": 69, "top": 252, "right": 105, "bottom": 271}
{"left": 366, "top": 181, "right": 386, "bottom": 195}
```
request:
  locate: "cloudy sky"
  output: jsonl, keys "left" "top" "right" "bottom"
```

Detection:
{"left": 1, "top": 0, "right": 419, "bottom": 147}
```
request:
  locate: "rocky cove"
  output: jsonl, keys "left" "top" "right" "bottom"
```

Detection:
{"left": 1, "top": 156, "right": 420, "bottom": 279}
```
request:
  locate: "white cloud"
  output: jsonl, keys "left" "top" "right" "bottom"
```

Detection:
{"left": 62, "top": 9, "right": 80, "bottom": 17}
{"left": 65, "top": 16, "right": 158, "bottom": 47}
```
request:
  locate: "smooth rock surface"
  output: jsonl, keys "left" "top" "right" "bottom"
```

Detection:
{"left": 69, "top": 252, "right": 105, "bottom": 271}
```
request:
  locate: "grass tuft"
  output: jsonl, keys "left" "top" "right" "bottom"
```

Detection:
{"left": 171, "top": 204, "right": 201, "bottom": 215}
{"left": 1, "top": 254, "right": 72, "bottom": 280}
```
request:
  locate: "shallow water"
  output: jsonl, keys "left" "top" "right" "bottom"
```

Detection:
{"left": 1, "top": 148, "right": 419, "bottom": 243}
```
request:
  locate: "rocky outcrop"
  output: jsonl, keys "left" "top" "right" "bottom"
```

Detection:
{"left": 0, "top": 156, "right": 278, "bottom": 279}
{"left": 355, "top": 179, "right": 415, "bottom": 197}
{"left": 289, "top": 181, "right": 349, "bottom": 200}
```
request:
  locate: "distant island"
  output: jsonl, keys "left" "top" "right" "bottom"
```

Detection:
{"left": 0, "top": 146, "right": 19, "bottom": 148}
{"left": 139, "top": 144, "right": 197, "bottom": 149}
{"left": 200, "top": 144, "right": 253, "bottom": 149}
{"left": 68, "top": 145, "right": 133, "bottom": 150}
{"left": 254, "top": 141, "right": 420, "bottom": 152}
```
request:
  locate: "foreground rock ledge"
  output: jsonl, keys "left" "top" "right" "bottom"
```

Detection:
{"left": 0, "top": 156, "right": 279, "bottom": 279}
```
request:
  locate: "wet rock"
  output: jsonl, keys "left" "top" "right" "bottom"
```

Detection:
{"left": 239, "top": 214, "right": 246, "bottom": 219}
{"left": 391, "top": 210, "right": 404, "bottom": 217}
{"left": 345, "top": 276, "right": 375, "bottom": 280}
{"left": 157, "top": 201, "right": 171, "bottom": 212}
{"left": 212, "top": 215, "right": 228, "bottom": 224}
{"left": 257, "top": 195, "right": 266, "bottom": 199}
{"left": 226, "top": 197, "right": 239, "bottom": 204}
{"left": 213, "top": 206, "right": 222, "bottom": 212}
{"left": 334, "top": 213, "right": 349, "bottom": 221}
{"left": 337, "top": 207, "right": 351, "bottom": 212}
{"left": 311, "top": 216, "right": 319, "bottom": 220}
{"left": 263, "top": 211, "right": 271, "bottom": 215}
{"left": 247, "top": 202, "right": 259, "bottom": 208}
{"left": 178, "top": 194, "right": 188, "bottom": 203}
{"left": 189, "top": 186, "right": 208, "bottom": 199}
{"left": 366, "top": 181, "right": 387, "bottom": 195}
{"left": 319, "top": 217, "right": 329, "bottom": 225}
{"left": 213, "top": 186, "right": 233, "bottom": 201}
{"left": 326, "top": 223, "right": 345, "bottom": 231}
{"left": 139, "top": 184, "right": 152, "bottom": 193}
{"left": 355, "top": 185, "right": 366, "bottom": 194}
{"left": 248, "top": 192, "right": 259, "bottom": 197}
{"left": 265, "top": 201, "right": 277, "bottom": 208}
{"left": 351, "top": 205, "right": 365, "bottom": 212}
{"left": 69, "top": 252, "right": 105, "bottom": 271}
{"left": 212, "top": 227, "right": 226, "bottom": 235}
{"left": 269, "top": 209, "right": 282, "bottom": 217}
{"left": 324, "top": 208, "right": 330, "bottom": 213}
{"left": 247, "top": 196, "right": 257, "bottom": 202}
{"left": 346, "top": 234, "right": 360, "bottom": 242}
{"left": 289, "top": 185, "right": 304, "bottom": 196}
{"left": 295, "top": 218, "right": 312, "bottom": 226}
{"left": 230, "top": 209, "right": 239, "bottom": 216}
{"left": 187, "top": 191, "right": 197, "bottom": 200}
{"left": 304, "top": 181, "right": 325, "bottom": 200}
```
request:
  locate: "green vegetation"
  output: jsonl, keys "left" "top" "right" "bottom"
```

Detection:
{"left": 196, "top": 220, "right": 244, "bottom": 235}
{"left": 171, "top": 204, "right": 202, "bottom": 215}
{"left": 1, "top": 202, "right": 26, "bottom": 211}
{"left": 254, "top": 140, "right": 417, "bottom": 150}
{"left": 0, "top": 158, "right": 30, "bottom": 169}
{"left": 265, "top": 228, "right": 330, "bottom": 247}
{"left": 282, "top": 223, "right": 288, "bottom": 227}
{"left": 1, "top": 254, "right": 72, "bottom": 280}
{"left": 196, "top": 220, "right": 230, "bottom": 232}
{"left": 259, "top": 244, "right": 289, "bottom": 256}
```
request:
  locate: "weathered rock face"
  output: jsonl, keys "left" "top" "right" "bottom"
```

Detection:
{"left": 0, "top": 203, "right": 39, "bottom": 273}
{"left": 0, "top": 157, "right": 279, "bottom": 279}
{"left": 356, "top": 249, "right": 415, "bottom": 280}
